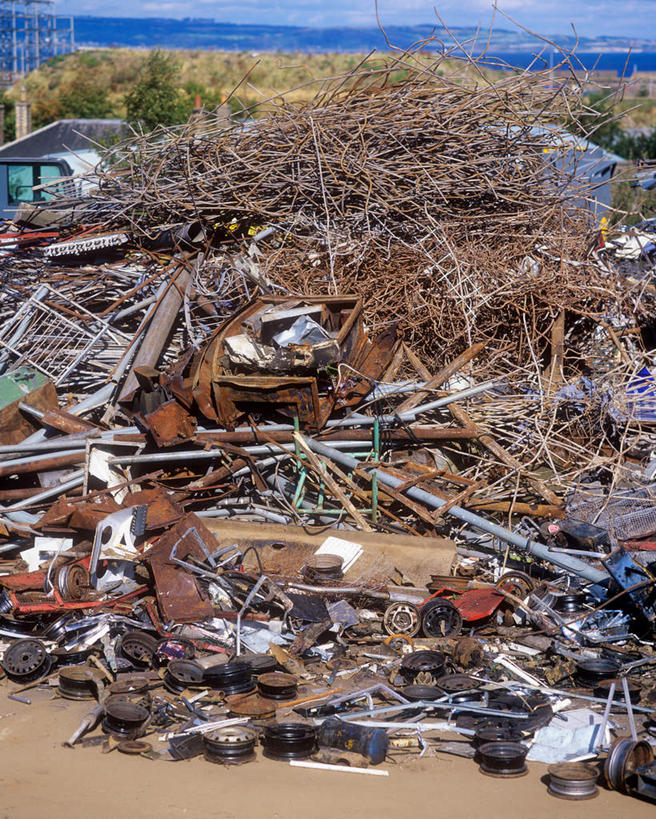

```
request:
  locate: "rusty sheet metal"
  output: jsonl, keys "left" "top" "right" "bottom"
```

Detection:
{"left": 423, "top": 583, "right": 505, "bottom": 621}
{"left": 204, "top": 519, "right": 455, "bottom": 588}
{"left": 334, "top": 325, "right": 399, "bottom": 407}
{"left": 123, "top": 489, "right": 184, "bottom": 530}
{"left": 40, "top": 408, "right": 96, "bottom": 435}
{"left": 453, "top": 587, "right": 505, "bottom": 621}
{"left": 0, "top": 568, "right": 49, "bottom": 592}
{"left": 10, "top": 586, "right": 146, "bottom": 616}
{"left": 141, "top": 399, "right": 197, "bottom": 447}
{"left": 185, "top": 295, "right": 396, "bottom": 430}
{"left": 37, "top": 490, "right": 183, "bottom": 533}
{"left": 38, "top": 496, "right": 122, "bottom": 531}
{"left": 212, "top": 375, "right": 324, "bottom": 431}
{"left": 0, "top": 367, "right": 59, "bottom": 446}
{"left": 145, "top": 513, "right": 215, "bottom": 623}
{"left": 427, "top": 575, "right": 471, "bottom": 594}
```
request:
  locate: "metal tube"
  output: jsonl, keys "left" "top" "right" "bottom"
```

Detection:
{"left": 340, "top": 701, "right": 529, "bottom": 721}
{"left": 329, "top": 719, "right": 476, "bottom": 735}
{"left": 488, "top": 682, "right": 656, "bottom": 715}
{"left": 365, "top": 380, "right": 426, "bottom": 400}
{"left": 0, "top": 449, "right": 84, "bottom": 476}
{"left": 323, "top": 380, "right": 497, "bottom": 428}
{"left": 109, "top": 439, "right": 370, "bottom": 466}
{"left": 0, "top": 425, "right": 141, "bottom": 456}
{"left": 596, "top": 681, "right": 616, "bottom": 751}
{"left": 0, "top": 284, "right": 48, "bottom": 373}
{"left": 196, "top": 508, "right": 289, "bottom": 524}
{"left": 623, "top": 677, "right": 639, "bottom": 742}
{"left": 9, "top": 385, "right": 129, "bottom": 452}
{"left": 235, "top": 575, "right": 268, "bottom": 656}
{"left": 113, "top": 295, "right": 157, "bottom": 321}
{"left": 118, "top": 260, "right": 192, "bottom": 400}
{"left": 197, "top": 425, "right": 475, "bottom": 445}
{"left": 320, "top": 684, "right": 410, "bottom": 709}
{"left": 303, "top": 437, "right": 607, "bottom": 584}
{"left": 0, "top": 509, "right": 38, "bottom": 525}
{"left": 284, "top": 582, "right": 388, "bottom": 600}
{"left": 0, "top": 542, "right": 25, "bottom": 555}
{"left": 4, "top": 471, "right": 85, "bottom": 511}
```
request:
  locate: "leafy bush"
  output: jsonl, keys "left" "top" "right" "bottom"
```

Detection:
{"left": 611, "top": 180, "right": 656, "bottom": 224}
{"left": 57, "top": 75, "right": 116, "bottom": 120}
{"left": 79, "top": 52, "right": 101, "bottom": 69}
{"left": 124, "top": 50, "right": 186, "bottom": 128}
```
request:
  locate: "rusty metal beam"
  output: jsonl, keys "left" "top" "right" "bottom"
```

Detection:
{"left": 118, "top": 258, "right": 193, "bottom": 401}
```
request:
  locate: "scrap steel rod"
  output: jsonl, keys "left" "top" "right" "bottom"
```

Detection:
{"left": 302, "top": 436, "right": 608, "bottom": 583}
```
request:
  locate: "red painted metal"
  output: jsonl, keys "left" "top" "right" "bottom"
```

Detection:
{"left": 421, "top": 585, "right": 505, "bottom": 622}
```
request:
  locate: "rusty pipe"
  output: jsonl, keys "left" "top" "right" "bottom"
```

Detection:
{"left": 118, "top": 258, "right": 193, "bottom": 400}
{"left": 0, "top": 450, "right": 84, "bottom": 478}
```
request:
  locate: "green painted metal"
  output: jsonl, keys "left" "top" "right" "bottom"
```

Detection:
{"left": 0, "top": 366, "right": 50, "bottom": 411}
{"left": 371, "top": 417, "right": 380, "bottom": 523}
{"left": 288, "top": 415, "right": 382, "bottom": 521}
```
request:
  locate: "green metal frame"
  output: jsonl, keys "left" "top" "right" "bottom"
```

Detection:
{"left": 290, "top": 414, "right": 380, "bottom": 521}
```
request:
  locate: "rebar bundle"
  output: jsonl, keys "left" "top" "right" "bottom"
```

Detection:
{"left": 67, "top": 47, "right": 624, "bottom": 370}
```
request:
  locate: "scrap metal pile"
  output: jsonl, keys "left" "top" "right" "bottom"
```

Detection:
{"left": 0, "top": 45, "right": 655, "bottom": 800}
{"left": 68, "top": 48, "right": 617, "bottom": 371}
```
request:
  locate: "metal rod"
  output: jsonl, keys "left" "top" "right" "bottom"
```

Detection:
{"left": 2, "top": 470, "right": 85, "bottom": 512}
{"left": 302, "top": 436, "right": 608, "bottom": 583}
{"left": 622, "top": 677, "right": 638, "bottom": 742}
{"left": 323, "top": 380, "right": 497, "bottom": 428}
{"left": 109, "top": 439, "right": 371, "bottom": 466}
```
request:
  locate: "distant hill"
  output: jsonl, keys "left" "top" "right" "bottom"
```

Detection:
{"left": 72, "top": 17, "right": 656, "bottom": 55}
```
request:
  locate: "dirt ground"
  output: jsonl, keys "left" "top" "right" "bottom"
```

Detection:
{"left": 0, "top": 686, "right": 654, "bottom": 819}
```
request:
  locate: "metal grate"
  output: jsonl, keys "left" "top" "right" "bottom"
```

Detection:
{"left": 0, "top": 284, "right": 130, "bottom": 389}
{"left": 567, "top": 484, "right": 656, "bottom": 541}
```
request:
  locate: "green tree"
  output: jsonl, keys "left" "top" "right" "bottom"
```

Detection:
{"left": 124, "top": 50, "right": 185, "bottom": 130}
{"left": 0, "top": 96, "right": 16, "bottom": 142}
{"left": 613, "top": 129, "right": 656, "bottom": 161}
{"left": 57, "top": 74, "right": 115, "bottom": 120}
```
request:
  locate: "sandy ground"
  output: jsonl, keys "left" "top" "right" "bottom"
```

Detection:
{"left": 0, "top": 686, "right": 654, "bottom": 819}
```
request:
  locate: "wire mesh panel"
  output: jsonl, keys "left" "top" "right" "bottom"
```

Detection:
{"left": 0, "top": 284, "right": 130, "bottom": 389}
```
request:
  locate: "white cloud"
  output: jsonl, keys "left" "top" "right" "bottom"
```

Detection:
{"left": 59, "top": 0, "right": 656, "bottom": 39}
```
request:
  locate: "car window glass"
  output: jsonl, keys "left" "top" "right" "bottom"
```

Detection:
{"left": 7, "top": 164, "right": 35, "bottom": 205}
{"left": 38, "top": 164, "right": 64, "bottom": 201}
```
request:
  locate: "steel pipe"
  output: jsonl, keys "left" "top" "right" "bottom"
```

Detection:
{"left": 302, "top": 436, "right": 607, "bottom": 583}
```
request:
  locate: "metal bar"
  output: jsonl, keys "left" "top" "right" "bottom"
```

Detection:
{"left": 340, "top": 701, "right": 530, "bottom": 721}
{"left": 622, "top": 677, "right": 639, "bottom": 742}
{"left": 596, "top": 681, "right": 616, "bottom": 751}
{"left": 371, "top": 417, "right": 379, "bottom": 524}
{"left": 323, "top": 380, "right": 497, "bottom": 429}
{"left": 3, "top": 470, "right": 84, "bottom": 511}
{"left": 302, "top": 436, "right": 608, "bottom": 584}
{"left": 327, "top": 719, "right": 476, "bottom": 736}
{"left": 118, "top": 259, "right": 192, "bottom": 400}
{"left": 109, "top": 439, "right": 374, "bottom": 466}
{"left": 235, "top": 574, "right": 268, "bottom": 656}
{"left": 0, "top": 449, "right": 84, "bottom": 477}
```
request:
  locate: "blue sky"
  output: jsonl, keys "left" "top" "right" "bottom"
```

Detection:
{"left": 63, "top": 1, "right": 655, "bottom": 39}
